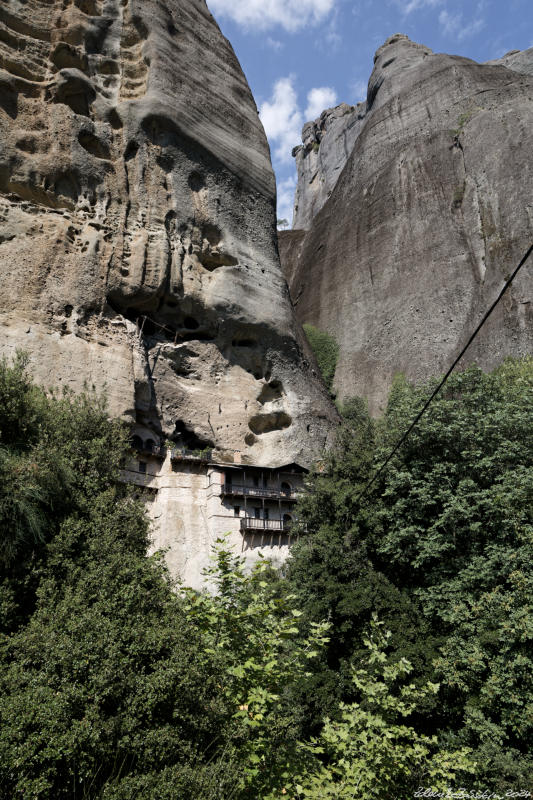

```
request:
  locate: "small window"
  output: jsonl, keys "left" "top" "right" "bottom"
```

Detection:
{"left": 264, "top": 508, "right": 269, "bottom": 520}
{"left": 139, "top": 461, "right": 147, "bottom": 474}
{"left": 234, "top": 505, "right": 240, "bottom": 517}
{"left": 254, "top": 507, "right": 260, "bottom": 519}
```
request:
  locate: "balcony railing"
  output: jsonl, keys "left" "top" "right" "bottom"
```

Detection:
{"left": 240, "top": 517, "right": 295, "bottom": 532}
{"left": 170, "top": 447, "right": 213, "bottom": 463}
{"left": 222, "top": 483, "right": 296, "bottom": 500}
{"left": 132, "top": 442, "right": 165, "bottom": 458}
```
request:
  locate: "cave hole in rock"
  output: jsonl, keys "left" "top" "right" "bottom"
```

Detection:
{"left": 202, "top": 223, "right": 221, "bottom": 246}
{"left": 164, "top": 209, "right": 176, "bottom": 235}
{"left": 188, "top": 171, "right": 205, "bottom": 192}
{"left": 55, "top": 173, "right": 80, "bottom": 205}
{"left": 122, "top": 307, "right": 178, "bottom": 340}
{"left": 200, "top": 251, "right": 238, "bottom": 270}
{"left": 130, "top": 434, "right": 143, "bottom": 450}
{"left": 173, "top": 420, "right": 214, "bottom": 450}
{"left": 97, "top": 59, "right": 120, "bottom": 76}
{"left": 124, "top": 140, "right": 139, "bottom": 161}
{"left": 257, "top": 379, "right": 283, "bottom": 405}
{"left": 51, "top": 43, "right": 88, "bottom": 72}
{"left": 78, "top": 131, "right": 110, "bottom": 159}
{"left": 157, "top": 153, "right": 175, "bottom": 172}
{"left": 15, "top": 137, "right": 37, "bottom": 153}
{"left": 244, "top": 432, "right": 256, "bottom": 446}
{"left": 248, "top": 412, "right": 292, "bottom": 435}
{"left": 53, "top": 73, "right": 96, "bottom": 116}
{"left": 107, "top": 108, "right": 123, "bottom": 129}
{"left": 177, "top": 330, "right": 215, "bottom": 343}
{"left": 232, "top": 338, "right": 256, "bottom": 348}
{"left": 64, "top": 304, "right": 73, "bottom": 318}
{"left": 74, "top": 0, "right": 100, "bottom": 14}
{"left": 183, "top": 316, "right": 199, "bottom": 330}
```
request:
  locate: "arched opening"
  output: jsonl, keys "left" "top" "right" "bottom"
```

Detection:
{"left": 130, "top": 434, "right": 143, "bottom": 451}
{"left": 144, "top": 438, "right": 156, "bottom": 453}
{"left": 283, "top": 513, "right": 293, "bottom": 530}
{"left": 281, "top": 481, "right": 291, "bottom": 496}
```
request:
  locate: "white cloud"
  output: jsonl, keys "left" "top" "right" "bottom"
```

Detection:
{"left": 351, "top": 79, "right": 367, "bottom": 103}
{"left": 305, "top": 87, "right": 337, "bottom": 120}
{"left": 260, "top": 78, "right": 341, "bottom": 164}
{"left": 439, "top": 8, "right": 485, "bottom": 40}
{"left": 208, "top": 0, "right": 336, "bottom": 32}
{"left": 396, "top": 0, "right": 443, "bottom": 14}
{"left": 266, "top": 37, "right": 283, "bottom": 50}
{"left": 276, "top": 174, "right": 297, "bottom": 227}
{"left": 259, "top": 77, "right": 303, "bottom": 163}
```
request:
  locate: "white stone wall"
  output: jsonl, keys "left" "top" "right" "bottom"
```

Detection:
{"left": 122, "top": 454, "right": 301, "bottom": 589}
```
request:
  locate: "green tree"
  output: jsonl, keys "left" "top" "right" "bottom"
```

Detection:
{"left": 303, "top": 324, "right": 339, "bottom": 393}
{"left": 288, "top": 359, "right": 533, "bottom": 790}
{"left": 289, "top": 620, "right": 474, "bottom": 800}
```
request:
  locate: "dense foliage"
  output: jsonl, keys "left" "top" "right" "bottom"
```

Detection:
{"left": 302, "top": 323, "right": 339, "bottom": 393}
{"left": 1, "top": 354, "right": 530, "bottom": 797}
{"left": 288, "top": 359, "right": 533, "bottom": 791}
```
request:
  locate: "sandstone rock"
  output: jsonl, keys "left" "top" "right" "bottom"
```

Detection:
{"left": 292, "top": 102, "right": 367, "bottom": 230}
{"left": 0, "top": 0, "right": 338, "bottom": 468}
{"left": 281, "top": 35, "right": 533, "bottom": 415}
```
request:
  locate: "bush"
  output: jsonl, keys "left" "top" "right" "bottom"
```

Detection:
{"left": 303, "top": 324, "right": 339, "bottom": 393}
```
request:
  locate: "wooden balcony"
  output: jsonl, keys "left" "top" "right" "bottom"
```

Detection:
{"left": 223, "top": 484, "right": 298, "bottom": 500}
{"left": 170, "top": 447, "right": 213, "bottom": 463}
{"left": 131, "top": 442, "right": 165, "bottom": 459}
{"left": 240, "top": 517, "right": 294, "bottom": 533}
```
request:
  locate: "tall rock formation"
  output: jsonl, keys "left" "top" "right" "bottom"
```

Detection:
{"left": 0, "top": 0, "right": 337, "bottom": 467}
{"left": 281, "top": 35, "right": 533, "bottom": 414}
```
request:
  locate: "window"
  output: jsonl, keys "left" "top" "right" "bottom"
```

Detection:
{"left": 234, "top": 505, "right": 240, "bottom": 517}
{"left": 254, "top": 507, "right": 260, "bottom": 519}
{"left": 253, "top": 475, "right": 259, "bottom": 487}
{"left": 139, "top": 461, "right": 147, "bottom": 474}
{"left": 281, "top": 481, "right": 291, "bottom": 496}
{"left": 131, "top": 434, "right": 143, "bottom": 450}
{"left": 264, "top": 508, "right": 269, "bottom": 520}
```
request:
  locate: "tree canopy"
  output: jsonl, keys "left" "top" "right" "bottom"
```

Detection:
{"left": 0, "top": 354, "right": 530, "bottom": 797}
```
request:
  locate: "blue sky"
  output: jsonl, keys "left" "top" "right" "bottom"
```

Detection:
{"left": 207, "top": 0, "right": 533, "bottom": 225}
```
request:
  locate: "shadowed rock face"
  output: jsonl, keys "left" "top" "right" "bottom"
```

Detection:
{"left": 280, "top": 34, "right": 533, "bottom": 415}
{"left": 0, "top": 0, "right": 338, "bottom": 465}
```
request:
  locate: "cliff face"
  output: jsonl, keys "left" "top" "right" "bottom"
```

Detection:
{"left": 292, "top": 102, "right": 366, "bottom": 230}
{"left": 0, "top": 0, "right": 337, "bottom": 466}
{"left": 281, "top": 35, "right": 533, "bottom": 414}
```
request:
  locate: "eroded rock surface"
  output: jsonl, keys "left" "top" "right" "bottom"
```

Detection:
{"left": 0, "top": 0, "right": 337, "bottom": 466}
{"left": 292, "top": 102, "right": 367, "bottom": 230}
{"left": 281, "top": 34, "right": 533, "bottom": 414}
